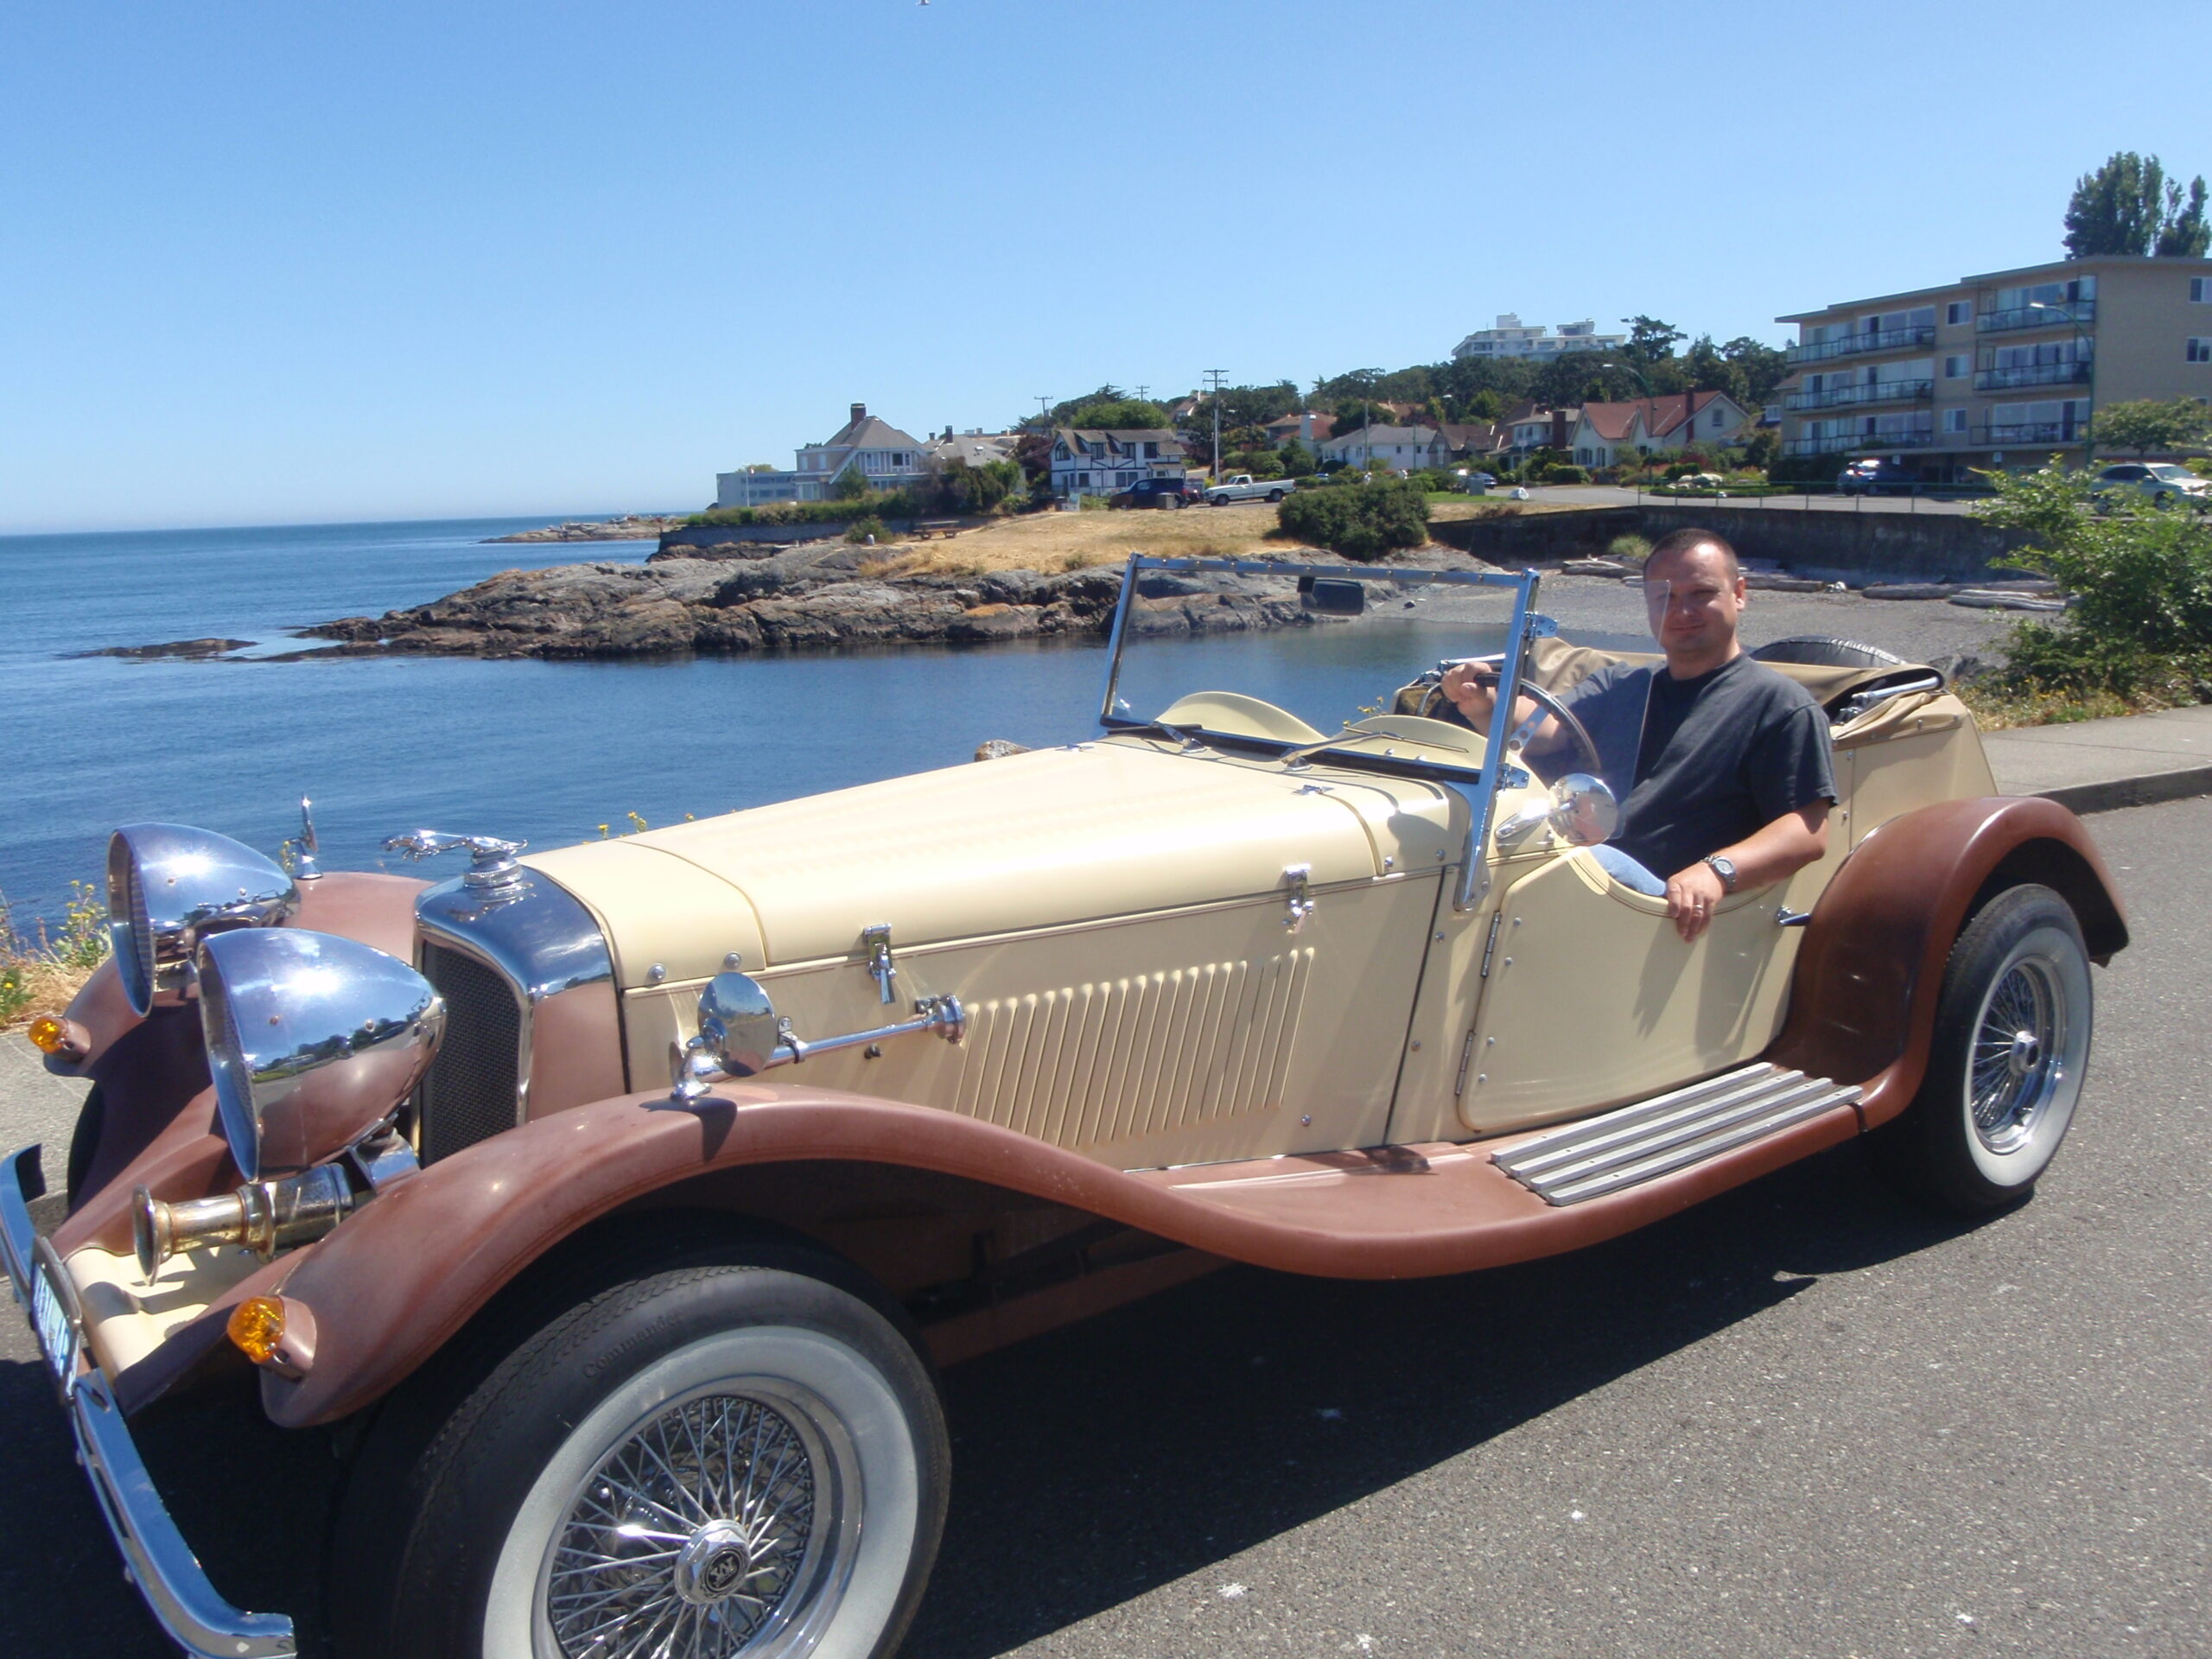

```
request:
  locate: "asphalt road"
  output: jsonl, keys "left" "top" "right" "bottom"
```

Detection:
{"left": 3, "top": 798, "right": 2205, "bottom": 1658}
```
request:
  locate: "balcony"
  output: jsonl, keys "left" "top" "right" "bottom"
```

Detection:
{"left": 1783, "top": 429, "right": 1936, "bottom": 457}
{"left": 1978, "top": 299, "right": 2096, "bottom": 334}
{"left": 1974, "top": 360, "right": 2094, "bottom": 391}
{"left": 1783, "top": 378, "right": 1935, "bottom": 411}
{"left": 1784, "top": 325, "right": 1938, "bottom": 365}
{"left": 1974, "top": 423, "right": 2089, "bottom": 447}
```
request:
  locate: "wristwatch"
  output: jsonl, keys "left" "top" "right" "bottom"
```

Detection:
{"left": 1701, "top": 854, "right": 1738, "bottom": 893}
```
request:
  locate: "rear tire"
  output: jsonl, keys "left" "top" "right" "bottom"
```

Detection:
{"left": 1877, "top": 884, "right": 2093, "bottom": 1213}
{"left": 1266, "top": 489, "right": 1284, "bottom": 502}
{"left": 333, "top": 1234, "right": 948, "bottom": 1659}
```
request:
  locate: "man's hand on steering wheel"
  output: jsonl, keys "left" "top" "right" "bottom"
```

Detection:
{"left": 1440, "top": 662, "right": 1604, "bottom": 778}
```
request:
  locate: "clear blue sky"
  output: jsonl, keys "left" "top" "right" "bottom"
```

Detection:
{"left": 3, "top": 1, "right": 2207, "bottom": 532}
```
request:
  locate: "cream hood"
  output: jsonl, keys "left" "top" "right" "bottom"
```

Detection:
{"left": 524, "top": 741, "right": 1455, "bottom": 989}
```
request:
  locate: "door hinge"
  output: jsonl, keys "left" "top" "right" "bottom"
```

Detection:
{"left": 1453, "top": 1030, "right": 1478, "bottom": 1099}
{"left": 1478, "top": 912, "right": 1503, "bottom": 978}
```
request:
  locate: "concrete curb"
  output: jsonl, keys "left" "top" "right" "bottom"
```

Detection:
{"left": 2033, "top": 764, "right": 2212, "bottom": 817}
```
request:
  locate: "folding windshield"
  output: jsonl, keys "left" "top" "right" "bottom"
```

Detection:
{"left": 1094, "top": 557, "right": 1548, "bottom": 910}
{"left": 1095, "top": 559, "right": 1540, "bottom": 762}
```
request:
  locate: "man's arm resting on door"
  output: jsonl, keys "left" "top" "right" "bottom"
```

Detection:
{"left": 1665, "top": 800, "right": 1831, "bottom": 943}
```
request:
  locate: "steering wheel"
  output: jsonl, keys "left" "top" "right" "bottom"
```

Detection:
{"left": 1421, "top": 665, "right": 1605, "bottom": 780}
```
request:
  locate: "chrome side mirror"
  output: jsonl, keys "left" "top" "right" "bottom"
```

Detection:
{"left": 1494, "top": 772, "right": 1619, "bottom": 852}
{"left": 673, "top": 971, "right": 787, "bottom": 1099}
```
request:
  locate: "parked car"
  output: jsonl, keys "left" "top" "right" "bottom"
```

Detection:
{"left": 1204, "top": 473, "right": 1293, "bottom": 505}
{"left": 1836, "top": 457, "right": 1919, "bottom": 495}
{"left": 2090, "top": 461, "right": 2211, "bottom": 514}
{"left": 1455, "top": 469, "right": 1497, "bottom": 493}
{"left": 1106, "top": 476, "right": 1199, "bottom": 509}
{"left": 8, "top": 557, "right": 2128, "bottom": 1659}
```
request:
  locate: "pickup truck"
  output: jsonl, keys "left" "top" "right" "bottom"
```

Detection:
{"left": 1203, "top": 474, "right": 1294, "bottom": 505}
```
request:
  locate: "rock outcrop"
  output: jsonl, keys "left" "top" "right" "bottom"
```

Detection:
{"left": 303, "top": 537, "right": 1351, "bottom": 659}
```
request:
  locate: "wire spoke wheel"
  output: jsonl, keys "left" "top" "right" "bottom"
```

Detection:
{"left": 1885, "top": 884, "right": 2095, "bottom": 1213}
{"left": 543, "top": 1389, "right": 836, "bottom": 1658}
{"left": 536, "top": 1378, "right": 861, "bottom": 1659}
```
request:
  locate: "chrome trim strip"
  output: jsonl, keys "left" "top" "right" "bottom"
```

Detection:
{"left": 2, "top": 1146, "right": 297, "bottom": 1658}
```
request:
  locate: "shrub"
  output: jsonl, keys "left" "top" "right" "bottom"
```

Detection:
{"left": 842, "top": 515, "right": 887, "bottom": 543}
{"left": 1971, "top": 462, "right": 2212, "bottom": 699}
{"left": 1606, "top": 534, "right": 1653, "bottom": 565}
{"left": 1535, "top": 463, "right": 1589, "bottom": 484}
{"left": 1275, "top": 477, "right": 1430, "bottom": 561}
{"left": 0, "top": 880, "right": 108, "bottom": 1030}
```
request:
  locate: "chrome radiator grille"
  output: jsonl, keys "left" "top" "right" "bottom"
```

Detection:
{"left": 416, "top": 941, "right": 523, "bottom": 1164}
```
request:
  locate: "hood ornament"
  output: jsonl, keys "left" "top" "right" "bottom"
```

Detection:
{"left": 284, "top": 797, "right": 322, "bottom": 881}
{"left": 382, "top": 830, "right": 529, "bottom": 894}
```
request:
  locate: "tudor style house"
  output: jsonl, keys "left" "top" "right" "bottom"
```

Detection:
{"left": 1567, "top": 391, "right": 1751, "bottom": 469}
{"left": 715, "top": 404, "right": 931, "bottom": 509}
{"left": 1048, "top": 427, "right": 1186, "bottom": 499}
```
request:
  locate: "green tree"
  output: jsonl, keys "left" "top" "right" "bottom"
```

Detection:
{"left": 1621, "top": 315, "right": 1687, "bottom": 366}
{"left": 2090, "top": 397, "right": 2212, "bottom": 458}
{"left": 2156, "top": 175, "right": 2211, "bottom": 257}
{"left": 1065, "top": 397, "right": 1171, "bottom": 430}
{"left": 1278, "top": 437, "right": 1315, "bottom": 476}
{"left": 2064, "top": 151, "right": 2211, "bottom": 257}
{"left": 829, "top": 463, "right": 874, "bottom": 501}
{"left": 1720, "top": 337, "right": 1790, "bottom": 406}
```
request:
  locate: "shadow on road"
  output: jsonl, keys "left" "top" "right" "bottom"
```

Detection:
{"left": 0, "top": 1141, "right": 1986, "bottom": 1658}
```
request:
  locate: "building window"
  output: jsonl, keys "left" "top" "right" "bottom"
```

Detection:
{"left": 1947, "top": 301, "right": 1971, "bottom": 325}
{"left": 1943, "top": 408, "right": 1967, "bottom": 434}
{"left": 1945, "top": 354, "right": 1969, "bottom": 378}
{"left": 2191, "top": 339, "right": 2212, "bottom": 364}
{"left": 2192, "top": 277, "right": 2209, "bottom": 302}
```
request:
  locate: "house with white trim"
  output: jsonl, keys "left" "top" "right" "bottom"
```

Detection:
{"left": 1317, "top": 424, "right": 1447, "bottom": 472}
{"left": 1049, "top": 428, "right": 1185, "bottom": 499}
{"left": 1568, "top": 391, "right": 1750, "bottom": 468}
{"left": 715, "top": 404, "right": 931, "bottom": 508}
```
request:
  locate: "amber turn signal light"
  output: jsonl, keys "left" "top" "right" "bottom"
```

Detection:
{"left": 227, "top": 1296, "right": 287, "bottom": 1365}
{"left": 27, "top": 1015, "right": 72, "bottom": 1056}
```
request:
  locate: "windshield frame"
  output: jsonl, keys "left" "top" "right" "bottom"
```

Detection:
{"left": 1093, "top": 556, "right": 1548, "bottom": 909}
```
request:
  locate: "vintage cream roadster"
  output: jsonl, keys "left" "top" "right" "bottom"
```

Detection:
{"left": 5, "top": 557, "right": 2127, "bottom": 1659}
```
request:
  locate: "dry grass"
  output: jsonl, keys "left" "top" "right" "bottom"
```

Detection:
{"left": 1957, "top": 678, "right": 2194, "bottom": 731}
{"left": 1, "top": 881, "right": 108, "bottom": 1031}
{"left": 859, "top": 496, "right": 1582, "bottom": 579}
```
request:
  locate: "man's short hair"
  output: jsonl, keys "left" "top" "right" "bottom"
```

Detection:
{"left": 1645, "top": 527, "right": 1739, "bottom": 582}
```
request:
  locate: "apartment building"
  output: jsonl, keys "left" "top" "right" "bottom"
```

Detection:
{"left": 1776, "top": 256, "right": 2212, "bottom": 478}
{"left": 1452, "top": 314, "right": 1626, "bottom": 361}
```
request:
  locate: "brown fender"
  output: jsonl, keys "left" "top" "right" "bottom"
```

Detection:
{"left": 254, "top": 1076, "right": 1867, "bottom": 1427}
{"left": 1764, "top": 794, "right": 2127, "bottom": 1130}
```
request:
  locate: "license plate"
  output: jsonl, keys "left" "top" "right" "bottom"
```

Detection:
{"left": 29, "top": 1257, "right": 79, "bottom": 1388}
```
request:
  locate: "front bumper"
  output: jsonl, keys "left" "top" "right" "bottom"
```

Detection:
{"left": 1, "top": 1145, "right": 296, "bottom": 1659}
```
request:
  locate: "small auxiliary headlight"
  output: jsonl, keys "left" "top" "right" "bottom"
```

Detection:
{"left": 228, "top": 1296, "right": 286, "bottom": 1363}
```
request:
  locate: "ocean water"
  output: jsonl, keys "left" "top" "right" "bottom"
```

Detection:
{"left": 0, "top": 518, "right": 1551, "bottom": 931}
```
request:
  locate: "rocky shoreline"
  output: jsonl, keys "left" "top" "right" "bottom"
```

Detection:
{"left": 296, "top": 536, "right": 1433, "bottom": 659}
{"left": 484, "top": 515, "right": 684, "bottom": 543}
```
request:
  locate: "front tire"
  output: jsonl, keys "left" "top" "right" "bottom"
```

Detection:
{"left": 1880, "top": 884, "right": 2094, "bottom": 1212}
{"left": 335, "top": 1239, "right": 948, "bottom": 1659}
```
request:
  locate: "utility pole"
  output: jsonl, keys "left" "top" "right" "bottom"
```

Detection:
{"left": 1035, "top": 396, "right": 1052, "bottom": 428}
{"left": 1203, "top": 369, "right": 1228, "bottom": 480}
{"left": 1135, "top": 384, "right": 1149, "bottom": 403}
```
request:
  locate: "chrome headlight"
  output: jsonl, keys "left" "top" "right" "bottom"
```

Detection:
{"left": 198, "top": 928, "right": 445, "bottom": 1181}
{"left": 107, "top": 823, "right": 302, "bottom": 1016}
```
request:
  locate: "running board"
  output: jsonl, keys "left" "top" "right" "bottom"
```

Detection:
{"left": 1491, "top": 1063, "right": 1862, "bottom": 1206}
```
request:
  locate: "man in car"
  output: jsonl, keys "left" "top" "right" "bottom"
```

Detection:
{"left": 1442, "top": 527, "right": 1835, "bottom": 943}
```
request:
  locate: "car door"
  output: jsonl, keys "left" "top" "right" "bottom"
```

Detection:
{"left": 1451, "top": 837, "right": 1840, "bottom": 1137}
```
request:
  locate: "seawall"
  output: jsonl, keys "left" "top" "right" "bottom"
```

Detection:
{"left": 1430, "top": 503, "right": 2036, "bottom": 583}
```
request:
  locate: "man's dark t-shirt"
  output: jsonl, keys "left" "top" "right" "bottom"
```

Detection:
{"left": 1557, "top": 654, "right": 1836, "bottom": 880}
